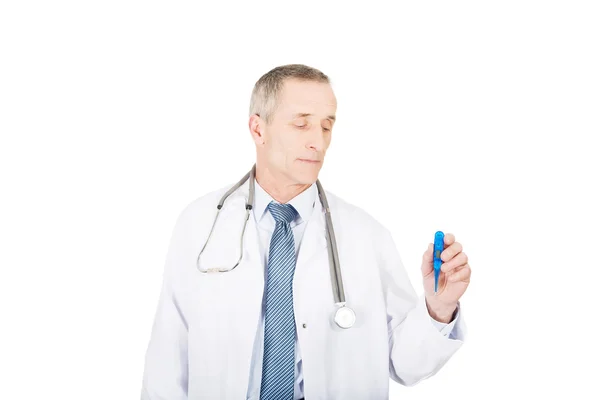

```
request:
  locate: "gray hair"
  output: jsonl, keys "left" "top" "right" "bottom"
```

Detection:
{"left": 249, "top": 64, "right": 330, "bottom": 125}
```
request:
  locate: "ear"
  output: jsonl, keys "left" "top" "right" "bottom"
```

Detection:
{"left": 249, "top": 114, "right": 265, "bottom": 145}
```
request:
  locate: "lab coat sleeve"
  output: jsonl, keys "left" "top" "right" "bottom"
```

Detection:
{"left": 430, "top": 308, "right": 460, "bottom": 338}
{"left": 377, "top": 227, "right": 467, "bottom": 387}
{"left": 141, "top": 211, "right": 189, "bottom": 400}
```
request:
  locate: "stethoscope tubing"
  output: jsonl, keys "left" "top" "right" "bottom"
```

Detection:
{"left": 196, "top": 164, "right": 353, "bottom": 327}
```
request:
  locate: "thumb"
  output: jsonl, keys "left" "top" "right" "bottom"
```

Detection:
{"left": 421, "top": 243, "right": 434, "bottom": 276}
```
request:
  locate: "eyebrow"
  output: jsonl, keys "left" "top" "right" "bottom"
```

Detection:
{"left": 292, "top": 112, "right": 336, "bottom": 122}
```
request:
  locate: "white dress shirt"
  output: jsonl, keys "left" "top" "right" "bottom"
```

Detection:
{"left": 245, "top": 179, "right": 459, "bottom": 400}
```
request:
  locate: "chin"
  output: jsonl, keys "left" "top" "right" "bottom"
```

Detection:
{"left": 293, "top": 165, "right": 321, "bottom": 184}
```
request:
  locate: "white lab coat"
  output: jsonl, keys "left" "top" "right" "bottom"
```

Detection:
{"left": 141, "top": 178, "right": 466, "bottom": 400}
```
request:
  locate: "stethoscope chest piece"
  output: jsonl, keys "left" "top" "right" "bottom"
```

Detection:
{"left": 334, "top": 305, "right": 356, "bottom": 329}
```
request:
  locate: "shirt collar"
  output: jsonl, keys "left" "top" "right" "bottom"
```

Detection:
{"left": 252, "top": 178, "right": 316, "bottom": 225}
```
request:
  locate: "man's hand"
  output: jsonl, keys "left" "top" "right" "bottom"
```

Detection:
{"left": 421, "top": 233, "right": 471, "bottom": 323}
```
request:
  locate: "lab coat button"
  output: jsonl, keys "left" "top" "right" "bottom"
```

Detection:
{"left": 302, "top": 323, "right": 307, "bottom": 328}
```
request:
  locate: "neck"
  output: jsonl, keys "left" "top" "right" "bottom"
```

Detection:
{"left": 255, "top": 162, "right": 311, "bottom": 204}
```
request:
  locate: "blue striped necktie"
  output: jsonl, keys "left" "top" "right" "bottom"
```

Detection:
{"left": 260, "top": 201, "right": 299, "bottom": 400}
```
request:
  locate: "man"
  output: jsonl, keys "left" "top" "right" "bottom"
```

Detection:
{"left": 141, "top": 64, "right": 471, "bottom": 399}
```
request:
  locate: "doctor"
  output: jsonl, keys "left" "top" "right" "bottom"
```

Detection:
{"left": 141, "top": 64, "right": 471, "bottom": 400}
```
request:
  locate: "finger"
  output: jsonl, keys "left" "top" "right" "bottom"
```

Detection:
{"left": 441, "top": 241, "right": 463, "bottom": 262}
{"left": 444, "top": 232, "right": 455, "bottom": 247}
{"left": 421, "top": 243, "right": 434, "bottom": 275}
{"left": 447, "top": 264, "right": 471, "bottom": 283}
{"left": 441, "top": 252, "right": 468, "bottom": 273}
{"left": 423, "top": 243, "right": 434, "bottom": 262}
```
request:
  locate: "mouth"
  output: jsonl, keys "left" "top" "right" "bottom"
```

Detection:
{"left": 298, "top": 159, "right": 322, "bottom": 164}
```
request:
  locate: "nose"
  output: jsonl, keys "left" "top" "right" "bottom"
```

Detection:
{"left": 305, "top": 126, "right": 327, "bottom": 153}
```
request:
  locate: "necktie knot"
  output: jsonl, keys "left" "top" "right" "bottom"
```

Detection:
{"left": 267, "top": 202, "right": 298, "bottom": 224}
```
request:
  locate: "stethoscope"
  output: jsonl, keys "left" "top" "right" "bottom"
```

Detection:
{"left": 196, "top": 164, "right": 356, "bottom": 329}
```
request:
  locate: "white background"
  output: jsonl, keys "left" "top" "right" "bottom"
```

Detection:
{"left": 1, "top": 1, "right": 599, "bottom": 398}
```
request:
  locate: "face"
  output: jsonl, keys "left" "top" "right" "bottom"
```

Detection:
{"left": 250, "top": 78, "right": 337, "bottom": 185}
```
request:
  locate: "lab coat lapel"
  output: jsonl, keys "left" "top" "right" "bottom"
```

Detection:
{"left": 295, "top": 191, "right": 328, "bottom": 277}
{"left": 292, "top": 189, "right": 331, "bottom": 399}
{"left": 214, "top": 179, "right": 264, "bottom": 398}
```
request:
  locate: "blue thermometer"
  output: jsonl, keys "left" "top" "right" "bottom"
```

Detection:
{"left": 433, "top": 231, "right": 445, "bottom": 293}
